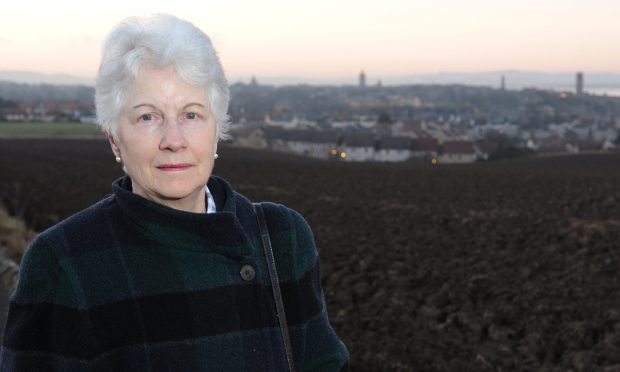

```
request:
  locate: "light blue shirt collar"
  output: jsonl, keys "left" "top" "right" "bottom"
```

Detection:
{"left": 205, "top": 185, "right": 216, "bottom": 214}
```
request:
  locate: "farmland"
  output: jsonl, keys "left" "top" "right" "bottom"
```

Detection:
{"left": 1, "top": 138, "right": 619, "bottom": 371}
{"left": 0, "top": 122, "right": 103, "bottom": 138}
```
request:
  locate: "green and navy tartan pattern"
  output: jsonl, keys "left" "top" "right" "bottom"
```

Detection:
{"left": 0, "top": 176, "right": 349, "bottom": 371}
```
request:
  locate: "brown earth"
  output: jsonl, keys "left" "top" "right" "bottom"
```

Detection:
{"left": 1, "top": 138, "right": 620, "bottom": 371}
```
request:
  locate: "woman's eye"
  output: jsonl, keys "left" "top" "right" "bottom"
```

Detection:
{"left": 141, "top": 113, "right": 153, "bottom": 121}
{"left": 186, "top": 112, "right": 197, "bottom": 120}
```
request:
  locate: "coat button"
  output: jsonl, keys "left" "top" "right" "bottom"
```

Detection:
{"left": 240, "top": 264, "right": 256, "bottom": 281}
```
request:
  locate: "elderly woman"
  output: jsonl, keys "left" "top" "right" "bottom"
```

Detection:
{"left": 0, "top": 14, "right": 349, "bottom": 371}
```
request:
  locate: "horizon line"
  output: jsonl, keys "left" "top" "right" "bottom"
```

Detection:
{"left": 4, "top": 69, "right": 620, "bottom": 79}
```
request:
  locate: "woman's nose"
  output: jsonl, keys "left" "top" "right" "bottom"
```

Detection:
{"left": 159, "top": 119, "right": 187, "bottom": 151}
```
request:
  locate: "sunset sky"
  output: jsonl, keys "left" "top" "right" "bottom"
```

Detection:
{"left": 1, "top": 0, "right": 619, "bottom": 83}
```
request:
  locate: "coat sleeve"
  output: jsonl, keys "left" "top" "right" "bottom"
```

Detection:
{"left": 0, "top": 234, "right": 98, "bottom": 371}
{"left": 284, "top": 207, "right": 350, "bottom": 372}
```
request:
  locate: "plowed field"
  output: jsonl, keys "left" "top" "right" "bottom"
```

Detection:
{"left": 1, "top": 139, "right": 619, "bottom": 371}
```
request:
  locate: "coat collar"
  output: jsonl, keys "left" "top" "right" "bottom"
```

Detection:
{"left": 111, "top": 175, "right": 254, "bottom": 260}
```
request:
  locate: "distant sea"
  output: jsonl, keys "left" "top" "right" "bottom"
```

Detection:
{"left": 584, "top": 87, "right": 620, "bottom": 97}
{"left": 521, "top": 84, "right": 620, "bottom": 97}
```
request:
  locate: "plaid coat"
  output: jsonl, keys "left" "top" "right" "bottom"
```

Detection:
{"left": 0, "top": 176, "right": 349, "bottom": 371}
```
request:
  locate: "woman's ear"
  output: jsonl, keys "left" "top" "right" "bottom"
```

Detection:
{"left": 106, "top": 131, "right": 121, "bottom": 157}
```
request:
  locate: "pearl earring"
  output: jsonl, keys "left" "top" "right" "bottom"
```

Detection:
{"left": 115, "top": 156, "right": 121, "bottom": 163}
{"left": 214, "top": 154, "right": 219, "bottom": 160}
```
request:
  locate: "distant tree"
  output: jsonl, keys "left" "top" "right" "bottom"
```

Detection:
{"left": 481, "top": 130, "right": 534, "bottom": 160}
{"left": 0, "top": 98, "right": 17, "bottom": 109}
{"left": 377, "top": 111, "right": 393, "bottom": 124}
{"left": 565, "top": 129, "right": 580, "bottom": 142}
{"left": 482, "top": 130, "right": 512, "bottom": 148}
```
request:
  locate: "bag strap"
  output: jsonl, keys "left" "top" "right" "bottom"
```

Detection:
{"left": 253, "top": 203, "right": 296, "bottom": 372}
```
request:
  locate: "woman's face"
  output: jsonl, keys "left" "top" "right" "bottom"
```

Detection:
{"left": 109, "top": 65, "right": 217, "bottom": 212}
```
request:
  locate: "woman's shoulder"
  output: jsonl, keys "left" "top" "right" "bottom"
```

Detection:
{"left": 30, "top": 195, "right": 117, "bottom": 259}
{"left": 256, "top": 202, "right": 314, "bottom": 240}
{"left": 251, "top": 201, "right": 320, "bottom": 281}
{"left": 212, "top": 177, "right": 320, "bottom": 278}
{"left": 14, "top": 195, "right": 118, "bottom": 303}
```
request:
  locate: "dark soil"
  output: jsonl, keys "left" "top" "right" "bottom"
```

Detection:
{"left": 1, "top": 138, "right": 620, "bottom": 372}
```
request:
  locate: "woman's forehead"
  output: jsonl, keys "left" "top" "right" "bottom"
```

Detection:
{"left": 125, "top": 67, "right": 209, "bottom": 108}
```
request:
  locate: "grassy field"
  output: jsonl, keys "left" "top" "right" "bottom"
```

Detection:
{"left": 0, "top": 122, "right": 104, "bottom": 138}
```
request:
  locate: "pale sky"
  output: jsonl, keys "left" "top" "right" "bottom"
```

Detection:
{"left": 1, "top": 0, "right": 619, "bottom": 82}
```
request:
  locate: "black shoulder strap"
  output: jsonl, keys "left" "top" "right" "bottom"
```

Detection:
{"left": 253, "top": 203, "right": 296, "bottom": 372}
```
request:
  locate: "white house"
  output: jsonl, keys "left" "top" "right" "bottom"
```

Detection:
{"left": 263, "top": 127, "right": 291, "bottom": 152}
{"left": 410, "top": 137, "right": 440, "bottom": 160}
{"left": 286, "top": 130, "right": 315, "bottom": 157}
{"left": 340, "top": 133, "right": 376, "bottom": 162}
{"left": 230, "top": 127, "right": 267, "bottom": 149}
{"left": 286, "top": 130, "right": 340, "bottom": 159}
{"left": 438, "top": 141, "right": 477, "bottom": 164}
{"left": 375, "top": 136, "right": 411, "bottom": 162}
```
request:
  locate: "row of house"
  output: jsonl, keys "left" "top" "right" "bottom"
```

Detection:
{"left": 1, "top": 102, "right": 96, "bottom": 123}
{"left": 230, "top": 126, "right": 478, "bottom": 163}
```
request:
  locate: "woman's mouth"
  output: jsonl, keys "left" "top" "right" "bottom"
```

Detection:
{"left": 156, "top": 163, "right": 192, "bottom": 171}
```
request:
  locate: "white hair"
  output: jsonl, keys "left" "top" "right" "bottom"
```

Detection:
{"left": 95, "top": 14, "right": 230, "bottom": 140}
